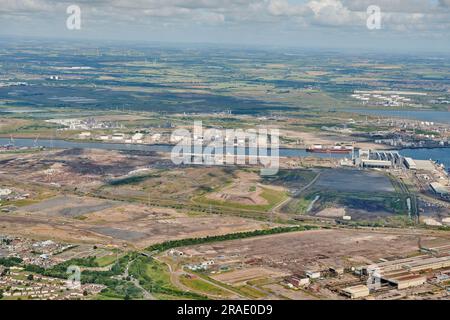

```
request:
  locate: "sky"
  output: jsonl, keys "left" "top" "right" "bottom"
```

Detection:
{"left": 1, "top": 0, "right": 450, "bottom": 52}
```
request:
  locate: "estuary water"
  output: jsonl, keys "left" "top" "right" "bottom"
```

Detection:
{"left": 399, "top": 148, "right": 450, "bottom": 169}
{"left": 0, "top": 138, "right": 344, "bottom": 159}
{"left": 1, "top": 138, "right": 449, "bottom": 168}
{"left": 343, "top": 108, "right": 450, "bottom": 167}
{"left": 344, "top": 109, "right": 450, "bottom": 125}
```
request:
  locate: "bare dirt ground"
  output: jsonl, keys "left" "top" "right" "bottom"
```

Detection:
{"left": 0, "top": 150, "right": 285, "bottom": 249}
{"left": 264, "top": 283, "right": 320, "bottom": 300}
{"left": 0, "top": 204, "right": 279, "bottom": 249}
{"left": 0, "top": 149, "right": 165, "bottom": 190}
{"left": 205, "top": 171, "right": 283, "bottom": 206}
{"left": 181, "top": 228, "right": 450, "bottom": 275}
{"left": 101, "top": 166, "right": 232, "bottom": 202}
{"left": 281, "top": 130, "right": 381, "bottom": 150}
{"left": 315, "top": 207, "right": 346, "bottom": 218}
{"left": 82, "top": 204, "right": 184, "bottom": 222}
{"left": 17, "top": 195, "right": 117, "bottom": 217}
{"left": 0, "top": 118, "right": 30, "bottom": 132}
{"left": 212, "top": 267, "right": 289, "bottom": 286}
{"left": 0, "top": 214, "right": 108, "bottom": 244}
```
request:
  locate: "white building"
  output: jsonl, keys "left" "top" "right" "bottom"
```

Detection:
{"left": 201, "top": 260, "right": 215, "bottom": 267}
{"left": 403, "top": 157, "right": 417, "bottom": 170}
{"left": 111, "top": 133, "right": 125, "bottom": 141}
{"left": 79, "top": 132, "right": 91, "bottom": 139}
{"left": 342, "top": 285, "right": 370, "bottom": 299}
{"left": 0, "top": 188, "right": 12, "bottom": 197}
{"left": 151, "top": 134, "right": 161, "bottom": 142}
{"left": 306, "top": 271, "right": 321, "bottom": 279}
{"left": 131, "top": 133, "right": 144, "bottom": 143}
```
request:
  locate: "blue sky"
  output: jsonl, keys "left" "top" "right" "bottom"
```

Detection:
{"left": 1, "top": 0, "right": 449, "bottom": 52}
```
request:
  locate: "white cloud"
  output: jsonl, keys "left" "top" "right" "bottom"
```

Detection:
{"left": 307, "top": 0, "right": 358, "bottom": 26}
{"left": 0, "top": 0, "right": 56, "bottom": 12}
{"left": 267, "top": 0, "right": 309, "bottom": 16}
{"left": 0, "top": 0, "right": 449, "bottom": 45}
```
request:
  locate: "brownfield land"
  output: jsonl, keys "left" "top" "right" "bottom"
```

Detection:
{"left": 0, "top": 203, "right": 280, "bottom": 249}
{"left": 179, "top": 228, "right": 450, "bottom": 275}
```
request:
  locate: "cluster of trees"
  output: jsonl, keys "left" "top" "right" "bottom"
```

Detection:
{"left": 147, "top": 225, "right": 316, "bottom": 253}
{"left": 24, "top": 256, "right": 100, "bottom": 279}
{"left": 108, "top": 173, "right": 160, "bottom": 186}
{"left": 1, "top": 239, "right": 12, "bottom": 245}
{"left": 0, "top": 257, "right": 23, "bottom": 267}
{"left": 100, "top": 282, "right": 142, "bottom": 300}
{"left": 0, "top": 257, "right": 23, "bottom": 279}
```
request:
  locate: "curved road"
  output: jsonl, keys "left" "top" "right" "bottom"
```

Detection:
{"left": 271, "top": 171, "right": 322, "bottom": 214}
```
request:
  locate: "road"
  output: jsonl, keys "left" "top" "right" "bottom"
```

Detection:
{"left": 154, "top": 255, "right": 244, "bottom": 299}
{"left": 271, "top": 171, "right": 322, "bottom": 214}
{"left": 124, "top": 259, "right": 156, "bottom": 300}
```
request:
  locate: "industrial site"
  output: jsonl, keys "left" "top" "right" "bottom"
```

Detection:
{"left": 1, "top": 122, "right": 450, "bottom": 300}
{"left": 1, "top": 1, "right": 450, "bottom": 303}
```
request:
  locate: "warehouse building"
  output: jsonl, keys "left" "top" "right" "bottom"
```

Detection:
{"left": 362, "top": 256, "right": 423, "bottom": 275}
{"left": 341, "top": 285, "right": 370, "bottom": 299}
{"left": 287, "top": 276, "right": 310, "bottom": 288}
{"left": 329, "top": 266, "right": 345, "bottom": 276}
{"left": 306, "top": 271, "right": 321, "bottom": 279}
{"left": 364, "top": 255, "right": 450, "bottom": 275}
{"left": 421, "top": 244, "right": 450, "bottom": 255}
{"left": 430, "top": 182, "right": 450, "bottom": 197}
{"left": 414, "top": 160, "right": 436, "bottom": 171}
{"left": 361, "top": 255, "right": 450, "bottom": 290}
{"left": 392, "top": 275, "right": 427, "bottom": 289}
{"left": 355, "top": 150, "right": 401, "bottom": 169}
{"left": 403, "top": 256, "right": 450, "bottom": 273}
{"left": 381, "top": 272, "right": 427, "bottom": 289}
{"left": 403, "top": 157, "right": 436, "bottom": 171}
{"left": 361, "top": 159, "right": 392, "bottom": 169}
{"left": 403, "top": 157, "right": 417, "bottom": 170}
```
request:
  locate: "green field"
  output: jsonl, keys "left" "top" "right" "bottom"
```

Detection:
{"left": 179, "top": 275, "right": 231, "bottom": 297}
{"left": 194, "top": 187, "right": 287, "bottom": 212}
{"left": 128, "top": 256, "right": 206, "bottom": 300}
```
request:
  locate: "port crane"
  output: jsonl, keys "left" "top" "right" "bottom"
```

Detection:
{"left": 9, "top": 135, "right": 15, "bottom": 147}
{"left": 33, "top": 134, "right": 40, "bottom": 148}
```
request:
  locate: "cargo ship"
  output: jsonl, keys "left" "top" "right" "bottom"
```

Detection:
{"left": 306, "top": 144, "right": 353, "bottom": 154}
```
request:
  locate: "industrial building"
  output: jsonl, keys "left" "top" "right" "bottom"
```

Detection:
{"left": 403, "top": 157, "right": 417, "bottom": 170}
{"left": 329, "top": 266, "right": 345, "bottom": 275}
{"left": 306, "top": 271, "right": 321, "bottom": 279}
{"left": 111, "top": 133, "right": 125, "bottom": 141}
{"left": 413, "top": 160, "right": 436, "bottom": 171}
{"left": 430, "top": 182, "right": 450, "bottom": 197}
{"left": 403, "top": 256, "right": 450, "bottom": 273}
{"left": 0, "top": 188, "right": 12, "bottom": 197}
{"left": 381, "top": 272, "right": 427, "bottom": 289}
{"left": 421, "top": 244, "right": 450, "bottom": 255}
{"left": 354, "top": 149, "right": 436, "bottom": 172}
{"left": 361, "top": 255, "right": 450, "bottom": 290}
{"left": 355, "top": 150, "right": 401, "bottom": 169}
{"left": 362, "top": 257, "right": 422, "bottom": 275}
{"left": 404, "top": 157, "right": 436, "bottom": 171}
{"left": 360, "top": 159, "right": 392, "bottom": 169}
{"left": 287, "top": 276, "right": 310, "bottom": 288}
{"left": 341, "top": 285, "right": 370, "bottom": 299}
{"left": 363, "top": 255, "right": 450, "bottom": 275}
